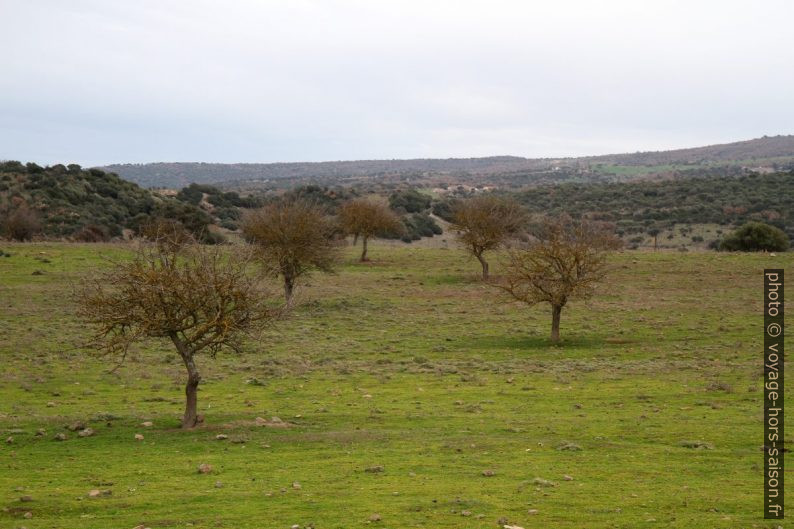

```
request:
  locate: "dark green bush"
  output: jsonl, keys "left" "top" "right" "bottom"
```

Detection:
{"left": 718, "top": 221, "right": 790, "bottom": 252}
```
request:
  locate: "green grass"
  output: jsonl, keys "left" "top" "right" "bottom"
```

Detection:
{"left": 0, "top": 242, "right": 791, "bottom": 528}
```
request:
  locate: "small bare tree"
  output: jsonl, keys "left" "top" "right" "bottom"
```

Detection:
{"left": 241, "top": 199, "right": 340, "bottom": 304}
{"left": 450, "top": 195, "right": 526, "bottom": 279}
{"left": 493, "top": 217, "right": 621, "bottom": 342}
{"left": 77, "top": 242, "right": 277, "bottom": 428}
{"left": 339, "top": 198, "right": 403, "bottom": 261}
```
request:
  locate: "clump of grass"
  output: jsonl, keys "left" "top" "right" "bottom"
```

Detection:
{"left": 532, "top": 477, "right": 556, "bottom": 487}
{"left": 556, "top": 441, "right": 583, "bottom": 451}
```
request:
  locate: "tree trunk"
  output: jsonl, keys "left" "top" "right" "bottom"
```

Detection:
{"left": 653, "top": 235, "right": 658, "bottom": 251}
{"left": 360, "top": 236, "right": 369, "bottom": 262}
{"left": 475, "top": 251, "right": 489, "bottom": 280}
{"left": 170, "top": 333, "right": 202, "bottom": 429}
{"left": 352, "top": 233, "right": 359, "bottom": 246}
{"left": 284, "top": 275, "right": 295, "bottom": 306}
{"left": 550, "top": 304, "right": 562, "bottom": 342}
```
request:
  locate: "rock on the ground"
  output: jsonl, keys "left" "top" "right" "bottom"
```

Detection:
{"left": 482, "top": 469, "right": 495, "bottom": 477}
{"left": 54, "top": 433, "right": 67, "bottom": 441}
{"left": 141, "top": 421, "right": 153, "bottom": 427}
{"left": 198, "top": 463, "right": 212, "bottom": 474}
{"left": 78, "top": 428, "right": 94, "bottom": 437}
{"left": 215, "top": 434, "right": 228, "bottom": 441}
{"left": 134, "top": 434, "right": 144, "bottom": 441}
{"left": 369, "top": 513, "right": 381, "bottom": 522}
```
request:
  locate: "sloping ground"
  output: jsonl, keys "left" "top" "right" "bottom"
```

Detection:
{"left": 0, "top": 162, "right": 211, "bottom": 240}
{"left": 587, "top": 134, "right": 794, "bottom": 165}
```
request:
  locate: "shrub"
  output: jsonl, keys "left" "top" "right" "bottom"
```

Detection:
{"left": 718, "top": 221, "right": 790, "bottom": 252}
{"left": 2, "top": 204, "right": 42, "bottom": 241}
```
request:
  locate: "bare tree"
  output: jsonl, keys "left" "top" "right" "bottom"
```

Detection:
{"left": 450, "top": 195, "right": 526, "bottom": 279}
{"left": 77, "top": 242, "right": 277, "bottom": 428}
{"left": 339, "top": 198, "right": 403, "bottom": 262}
{"left": 2, "top": 202, "right": 42, "bottom": 241}
{"left": 493, "top": 217, "right": 621, "bottom": 342}
{"left": 647, "top": 227, "right": 660, "bottom": 251}
{"left": 137, "top": 217, "right": 195, "bottom": 250}
{"left": 241, "top": 199, "right": 340, "bottom": 304}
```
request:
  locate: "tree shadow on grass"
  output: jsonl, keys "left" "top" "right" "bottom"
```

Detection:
{"left": 461, "top": 334, "right": 617, "bottom": 352}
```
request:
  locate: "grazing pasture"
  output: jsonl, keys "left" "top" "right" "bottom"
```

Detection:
{"left": 0, "top": 242, "right": 789, "bottom": 528}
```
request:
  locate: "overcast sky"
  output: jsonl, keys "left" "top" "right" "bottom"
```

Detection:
{"left": 1, "top": 0, "right": 793, "bottom": 166}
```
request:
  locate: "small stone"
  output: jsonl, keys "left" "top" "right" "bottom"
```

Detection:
{"left": 461, "top": 510, "right": 471, "bottom": 516}
{"left": 134, "top": 434, "right": 144, "bottom": 441}
{"left": 270, "top": 416, "right": 283, "bottom": 423}
{"left": 503, "top": 525, "right": 524, "bottom": 529}
{"left": 141, "top": 421, "right": 153, "bottom": 427}
{"left": 254, "top": 417, "right": 268, "bottom": 426}
{"left": 54, "top": 433, "right": 68, "bottom": 441}
{"left": 369, "top": 513, "right": 381, "bottom": 522}
{"left": 365, "top": 465, "right": 384, "bottom": 473}
{"left": 23, "top": 511, "right": 32, "bottom": 519}
{"left": 215, "top": 434, "right": 228, "bottom": 441}
{"left": 532, "top": 477, "right": 556, "bottom": 487}
{"left": 67, "top": 421, "right": 86, "bottom": 432}
{"left": 78, "top": 428, "right": 95, "bottom": 437}
{"left": 563, "top": 475, "right": 574, "bottom": 481}
{"left": 5, "top": 436, "right": 13, "bottom": 444}
{"left": 46, "top": 401, "right": 55, "bottom": 407}
{"left": 362, "top": 394, "right": 372, "bottom": 399}
{"left": 87, "top": 489, "right": 102, "bottom": 498}
{"left": 35, "top": 429, "right": 46, "bottom": 437}
{"left": 214, "top": 481, "right": 223, "bottom": 488}
{"left": 20, "top": 495, "right": 33, "bottom": 502}
{"left": 291, "top": 525, "right": 300, "bottom": 529}
{"left": 527, "top": 509, "right": 539, "bottom": 514}
{"left": 482, "top": 469, "right": 495, "bottom": 477}
{"left": 292, "top": 482, "right": 301, "bottom": 490}
{"left": 198, "top": 463, "right": 212, "bottom": 474}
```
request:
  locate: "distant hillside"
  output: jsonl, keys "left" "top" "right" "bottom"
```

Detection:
{"left": 100, "top": 135, "right": 794, "bottom": 189}
{"left": 101, "top": 156, "right": 543, "bottom": 189}
{"left": 586, "top": 135, "right": 794, "bottom": 165}
{"left": 0, "top": 161, "right": 213, "bottom": 241}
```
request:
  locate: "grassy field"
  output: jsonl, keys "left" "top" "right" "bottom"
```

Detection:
{"left": 0, "top": 242, "right": 790, "bottom": 529}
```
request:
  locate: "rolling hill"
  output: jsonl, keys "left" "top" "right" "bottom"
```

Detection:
{"left": 100, "top": 135, "right": 794, "bottom": 189}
